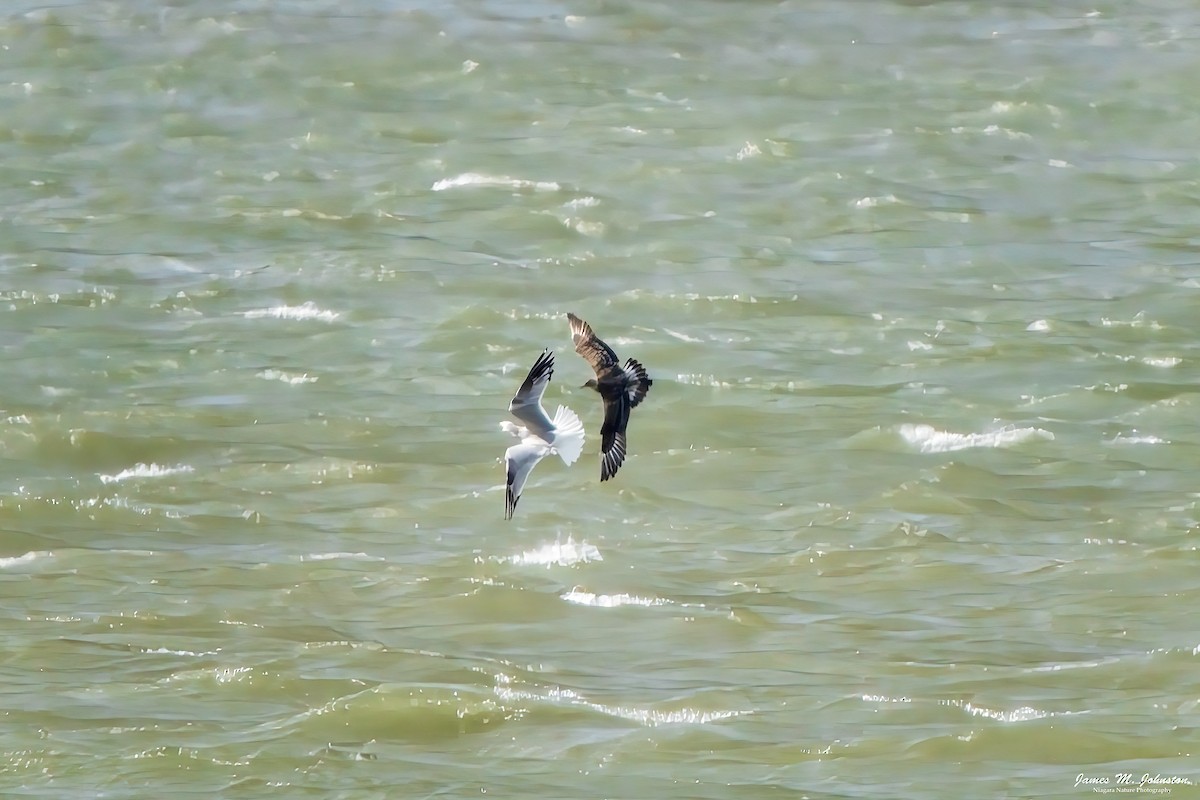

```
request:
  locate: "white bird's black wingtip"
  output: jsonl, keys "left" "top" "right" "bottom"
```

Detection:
{"left": 504, "top": 459, "right": 518, "bottom": 520}
{"left": 505, "top": 486, "right": 518, "bottom": 520}
{"left": 526, "top": 348, "right": 554, "bottom": 384}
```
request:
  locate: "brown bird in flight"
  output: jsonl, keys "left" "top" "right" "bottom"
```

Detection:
{"left": 567, "top": 313, "right": 653, "bottom": 481}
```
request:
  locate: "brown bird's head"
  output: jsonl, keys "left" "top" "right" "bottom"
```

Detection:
{"left": 582, "top": 378, "right": 599, "bottom": 392}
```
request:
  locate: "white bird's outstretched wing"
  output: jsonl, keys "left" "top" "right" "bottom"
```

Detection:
{"left": 504, "top": 440, "right": 551, "bottom": 520}
{"left": 509, "top": 349, "right": 556, "bottom": 438}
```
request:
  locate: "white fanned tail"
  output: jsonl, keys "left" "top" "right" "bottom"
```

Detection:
{"left": 550, "top": 405, "right": 585, "bottom": 466}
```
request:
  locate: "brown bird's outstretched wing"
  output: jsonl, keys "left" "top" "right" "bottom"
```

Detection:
{"left": 567, "top": 313, "right": 619, "bottom": 375}
{"left": 598, "top": 392, "right": 630, "bottom": 481}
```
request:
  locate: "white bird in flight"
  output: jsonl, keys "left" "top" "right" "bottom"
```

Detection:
{"left": 500, "top": 349, "right": 585, "bottom": 519}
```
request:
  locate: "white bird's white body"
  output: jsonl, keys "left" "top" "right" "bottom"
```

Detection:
{"left": 501, "top": 350, "right": 585, "bottom": 519}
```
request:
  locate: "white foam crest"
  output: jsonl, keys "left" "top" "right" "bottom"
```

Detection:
{"left": 99, "top": 463, "right": 195, "bottom": 484}
{"left": 304, "top": 640, "right": 385, "bottom": 651}
{"left": 940, "top": 698, "right": 1060, "bottom": 723}
{"left": 1096, "top": 373, "right": 1141, "bottom": 394}
{"left": 141, "top": 647, "right": 220, "bottom": 657}
{"left": 899, "top": 423, "right": 1054, "bottom": 453}
{"left": 1019, "top": 391, "right": 1070, "bottom": 406}
{"left": 1100, "top": 311, "right": 1160, "bottom": 330}
{"left": 984, "top": 124, "right": 1032, "bottom": 140}
{"left": 1107, "top": 432, "right": 1168, "bottom": 445}
{"left": 1142, "top": 356, "right": 1181, "bottom": 368}
{"left": 431, "top": 173, "right": 560, "bottom": 192}
{"left": 162, "top": 665, "right": 255, "bottom": 686}
{"left": 508, "top": 537, "right": 602, "bottom": 567}
{"left": 670, "top": 292, "right": 759, "bottom": 303}
{"left": 598, "top": 705, "right": 744, "bottom": 726}
{"left": 0, "top": 551, "right": 49, "bottom": 568}
{"left": 662, "top": 327, "right": 703, "bottom": 343}
{"left": 676, "top": 373, "right": 731, "bottom": 387}
{"left": 734, "top": 141, "right": 761, "bottom": 160}
{"left": 257, "top": 369, "right": 318, "bottom": 385}
{"left": 561, "top": 590, "right": 671, "bottom": 608}
{"left": 76, "top": 495, "right": 182, "bottom": 518}
{"left": 242, "top": 302, "right": 340, "bottom": 322}
{"left": 300, "top": 552, "right": 385, "bottom": 562}
{"left": 561, "top": 217, "right": 604, "bottom": 236}
{"left": 494, "top": 684, "right": 745, "bottom": 726}
{"left": 854, "top": 194, "right": 898, "bottom": 209}
{"left": 1025, "top": 657, "right": 1116, "bottom": 671}
{"left": 214, "top": 666, "right": 254, "bottom": 684}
